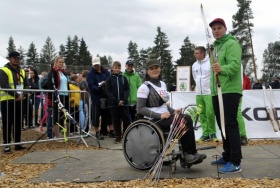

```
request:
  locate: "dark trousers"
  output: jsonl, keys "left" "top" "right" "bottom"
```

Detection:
{"left": 31, "top": 96, "right": 41, "bottom": 125}
{"left": 109, "top": 106, "right": 130, "bottom": 137}
{"left": 212, "top": 93, "right": 242, "bottom": 165}
{"left": 1, "top": 100, "right": 23, "bottom": 144}
{"left": 92, "top": 105, "right": 112, "bottom": 134}
{"left": 128, "top": 105, "right": 137, "bottom": 123}
{"left": 153, "top": 114, "right": 197, "bottom": 154}
{"left": 22, "top": 98, "right": 33, "bottom": 127}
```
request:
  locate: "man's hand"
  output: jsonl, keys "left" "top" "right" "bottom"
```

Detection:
{"left": 212, "top": 62, "right": 222, "bottom": 74}
{"left": 15, "top": 94, "right": 23, "bottom": 101}
{"left": 118, "top": 100, "right": 124, "bottom": 106}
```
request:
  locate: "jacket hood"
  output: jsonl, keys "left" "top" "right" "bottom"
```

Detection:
{"left": 196, "top": 56, "right": 209, "bottom": 64}
{"left": 214, "top": 34, "right": 238, "bottom": 46}
{"left": 124, "top": 69, "right": 135, "bottom": 75}
{"left": 4, "top": 63, "right": 21, "bottom": 71}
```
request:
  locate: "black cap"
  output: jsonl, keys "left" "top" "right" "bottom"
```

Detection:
{"left": 126, "top": 60, "right": 134, "bottom": 65}
{"left": 146, "top": 59, "right": 160, "bottom": 69}
{"left": 9, "top": 51, "right": 20, "bottom": 58}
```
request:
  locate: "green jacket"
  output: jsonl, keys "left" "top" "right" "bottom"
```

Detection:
{"left": 123, "top": 70, "right": 142, "bottom": 105}
{"left": 210, "top": 34, "right": 243, "bottom": 96}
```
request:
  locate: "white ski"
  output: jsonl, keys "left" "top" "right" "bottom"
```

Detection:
{"left": 262, "top": 86, "right": 279, "bottom": 134}
{"left": 269, "top": 86, "right": 280, "bottom": 129}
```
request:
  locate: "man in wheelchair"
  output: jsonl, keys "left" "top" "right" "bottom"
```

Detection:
{"left": 136, "top": 59, "right": 206, "bottom": 167}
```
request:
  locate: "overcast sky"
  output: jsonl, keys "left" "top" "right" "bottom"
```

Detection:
{"left": 0, "top": 0, "right": 279, "bottom": 77}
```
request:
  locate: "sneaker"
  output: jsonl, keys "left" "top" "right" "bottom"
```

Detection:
{"left": 108, "top": 130, "right": 116, "bottom": 138}
{"left": 114, "top": 136, "right": 122, "bottom": 144}
{"left": 4, "top": 146, "right": 11, "bottom": 153}
{"left": 241, "top": 136, "right": 248, "bottom": 146}
{"left": 193, "top": 153, "right": 207, "bottom": 165}
{"left": 209, "top": 133, "right": 219, "bottom": 142}
{"left": 211, "top": 157, "right": 227, "bottom": 165}
{"left": 219, "top": 162, "right": 242, "bottom": 174}
{"left": 95, "top": 132, "right": 104, "bottom": 140}
{"left": 197, "top": 135, "right": 210, "bottom": 142}
{"left": 184, "top": 153, "right": 206, "bottom": 164}
{"left": 15, "top": 145, "right": 26, "bottom": 151}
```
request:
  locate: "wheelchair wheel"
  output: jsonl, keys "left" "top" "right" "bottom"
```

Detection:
{"left": 122, "top": 119, "right": 165, "bottom": 170}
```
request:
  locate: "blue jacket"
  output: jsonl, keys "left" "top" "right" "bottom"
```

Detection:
{"left": 87, "top": 66, "right": 110, "bottom": 105}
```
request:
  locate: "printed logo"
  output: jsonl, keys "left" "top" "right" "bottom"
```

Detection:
{"left": 180, "top": 82, "right": 187, "bottom": 91}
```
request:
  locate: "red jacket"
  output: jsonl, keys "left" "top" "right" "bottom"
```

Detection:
{"left": 243, "top": 74, "right": 251, "bottom": 90}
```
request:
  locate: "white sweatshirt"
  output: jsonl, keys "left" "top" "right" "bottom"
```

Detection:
{"left": 192, "top": 56, "right": 211, "bottom": 95}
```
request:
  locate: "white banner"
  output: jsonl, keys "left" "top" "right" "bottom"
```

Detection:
{"left": 170, "top": 89, "right": 280, "bottom": 139}
{"left": 176, "top": 66, "right": 191, "bottom": 91}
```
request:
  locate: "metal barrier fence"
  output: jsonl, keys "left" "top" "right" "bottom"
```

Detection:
{"left": 0, "top": 88, "right": 99, "bottom": 149}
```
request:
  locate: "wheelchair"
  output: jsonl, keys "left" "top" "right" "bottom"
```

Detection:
{"left": 122, "top": 118, "right": 191, "bottom": 173}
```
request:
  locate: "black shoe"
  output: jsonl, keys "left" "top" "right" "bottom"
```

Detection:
{"left": 241, "top": 136, "right": 248, "bottom": 146}
{"left": 4, "top": 146, "right": 11, "bottom": 153}
{"left": 100, "top": 131, "right": 108, "bottom": 136}
{"left": 108, "top": 130, "right": 116, "bottom": 138}
{"left": 95, "top": 132, "right": 104, "bottom": 140}
{"left": 15, "top": 145, "right": 26, "bottom": 151}
{"left": 114, "top": 136, "right": 122, "bottom": 144}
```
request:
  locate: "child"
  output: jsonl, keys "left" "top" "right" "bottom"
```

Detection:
{"left": 69, "top": 74, "right": 81, "bottom": 133}
{"left": 105, "top": 61, "right": 130, "bottom": 143}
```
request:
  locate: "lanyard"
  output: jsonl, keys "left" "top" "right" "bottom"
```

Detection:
{"left": 214, "top": 41, "right": 226, "bottom": 60}
{"left": 16, "top": 73, "right": 21, "bottom": 85}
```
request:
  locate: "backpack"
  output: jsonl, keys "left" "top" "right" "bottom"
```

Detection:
{"left": 39, "top": 72, "right": 53, "bottom": 90}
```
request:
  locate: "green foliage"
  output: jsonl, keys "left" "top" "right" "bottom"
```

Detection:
{"left": 138, "top": 47, "right": 152, "bottom": 80}
{"left": 40, "top": 36, "right": 57, "bottom": 71}
{"left": 151, "top": 27, "right": 174, "bottom": 90}
{"left": 175, "top": 36, "right": 196, "bottom": 86}
{"left": 78, "top": 38, "right": 92, "bottom": 66}
{"left": 261, "top": 41, "right": 280, "bottom": 84}
{"left": 58, "top": 44, "right": 66, "bottom": 57}
{"left": 6, "top": 36, "right": 16, "bottom": 57}
{"left": 127, "top": 41, "right": 142, "bottom": 78}
{"left": 26, "top": 42, "right": 40, "bottom": 68}
{"left": 17, "top": 46, "right": 26, "bottom": 66}
{"left": 231, "top": 0, "right": 256, "bottom": 76}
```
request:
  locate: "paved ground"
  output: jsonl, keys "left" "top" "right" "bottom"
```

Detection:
{"left": 12, "top": 136, "right": 280, "bottom": 183}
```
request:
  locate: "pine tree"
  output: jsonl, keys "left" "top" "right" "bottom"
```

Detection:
{"left": 78, "top": 38, "right": 92, "bottom": 69}
{"left": 59, "top": 44, "right": 66, "bottom": 57}
{"left": 261, "top": 41, "right": 280, "bottom": 84}
{"left": 40, "top": 36, "right": 57, "bottom": 72}
{"left": 100, "top": 55, "right": 109, "bottom": 68}
{"left": 152, "top": 27, "right": 174, "bottom": 90}
{"left": 64, "top": 35, "right": 74, "bottom": 66}
{"left": 6, "top": 36, "right": 16, "bottom": 57}
{"left": 26, "top": 42, "right": 40, "bottom": 68}
{"left": 138, "top": 47, "right": 152, "bottom": 80}
{"left": 107, "top": 56, "right": 113, "bottom": 68}
{"left": 127, "top": 40, "right": 140, "bottom": 75}
{"left": 175, "top": 36, "right": 196, "bottom": 86}
{"left": 72, "top": 35, "right": 79, "bottom": 66}
{"left": 17, "top": 46, "right": 26, "bottom": 67}
{"left": 231, "top": 0, "right": 256, "bottom": 78}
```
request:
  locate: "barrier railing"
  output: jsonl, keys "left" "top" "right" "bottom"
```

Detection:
{"left": 0, "top": 88, "right": 99, "bottom": 148}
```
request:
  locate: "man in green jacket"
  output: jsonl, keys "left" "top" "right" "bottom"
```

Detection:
{"left": 123, "top": 60, "right": 142, "bottom": 122}
{"left": 209, "top": 18, "right": 243, "bottom": 174}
